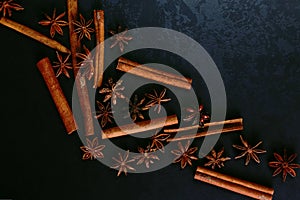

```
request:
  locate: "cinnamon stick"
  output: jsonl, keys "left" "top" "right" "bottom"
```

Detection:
{"left": 67, "top": 0, "right": 94, "bottom": 136}
{"left": 116, "top": 57, "right": 192, "bottom": 90}
{"left": 102, "top": 114, "right": 178, "bottom": 139}
{"left": 164, "top": 118, "right": 243, "bottom": 133}
{"left": 194, "top": 166, "right": 274, "bottom": 200}
{"left": 93, "top": 10, "right": 105, "bottom": 88}
{"left": 36, "top": 57, "right": 77, "bottom": 134}
{"left": 0, "top": 17, "right": 70, "bottom": 54}
{"left": 166, "top": 118, "right": 243, "bottom": 142}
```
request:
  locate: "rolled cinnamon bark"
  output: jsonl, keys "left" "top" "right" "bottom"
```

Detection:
{"left": 166, "top": 118, "right": 243, "bottom": 142}
{"left": 36, "top": 57, "right": 77, "bottom": 134}
{"left": 102, "top": 114, "right": 178, "bottom": 139}
{"left": 67, "top": 0, "right": 94, "bottom": 136}
{"left": 93, "top": 10, "right": 105, "bottom": 88}
{"left": 194, "top": 166, "right": 274, "bottom": 200}
{"left": 116, "top": 57, "right": 192, "bottom": 90}
{"left": 0, "top": 17, "right": 70, "bottom": 54}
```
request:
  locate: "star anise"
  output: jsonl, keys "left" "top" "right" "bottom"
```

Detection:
{"left": 150, "top": 132, "right": 170, "bottom": 153}
{"left": 232, "top": 135, "right": 266, "bottom": 165}
{"left": 171, "top": 140, "right": 198, "bottom": 169}
{"left": 109, "top": 25, "right": 133, "bottom": 52}
{"left": 95, "top": 101, "right": 113, "bottom": 128}
{"left": 134, "top": 146, "right": 160, "bottom": 168}
{"left": 183, "top": 104, "right": 210, "bottom": 127}
{"left": 204, "top": 147, "right": 231, "bottom": 169}
{"left": 99, "top": 78, "right": 126, "bottom": 105}
{"left": 125, "top": 95, "right": 147, "bottom": 121}
{"left": 0, "top": 0, "right": 23, "bottom": 17}
{"left": 268, "top": 149, "right": 300, "bottom": 182}
{"left": 52, "top": 51, "right": 72, "bottom": 78}
{"left": 76, "top": 45, "right": 94, "bottom": 80}
{"left": 38, "top": 8, "right": 68, "bottom": 38}
{"left": 73, "top": 14, "right": 94, "bottom": 40}
{"left": 111, "top": 150, "right": 136, "bottom": 176}
{"left": 145, "top": 88, "right": 171, "bottom": 114}
{"left": 80, "top": 137, "right": 105, "bottom": 160}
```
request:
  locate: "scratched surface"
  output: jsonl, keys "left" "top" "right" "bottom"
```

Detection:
{"left": 0, "top": 0, "right": 299, "bottom": 199}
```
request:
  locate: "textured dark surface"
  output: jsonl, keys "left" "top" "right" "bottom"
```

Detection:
{"left": 1, "top": 0, "right": 300, "bottom": 199}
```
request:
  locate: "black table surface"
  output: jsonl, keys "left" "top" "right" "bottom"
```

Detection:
{"left": 1, "top": 0, "right": 300, "bottom": 199}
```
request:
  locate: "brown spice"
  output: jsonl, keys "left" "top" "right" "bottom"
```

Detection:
{"left": 0, "top": 17, "right": 70, "bottom": 53}
{"left": 38, "top": 9, "right": 68, "bottom": 38}
{"left": 67, "top": 0, "right": 94, "bottom": 136}
{"left": 204, "top": 147, "right": 231, "bottom": 169}
{"left": 232, "top": 135, "right": 266, "bottom": 166}
{"left": 116, "top": 57, "right": 192, "bottom": 90}
{"left": 171, "top": 140, "right": 198, "bottom": 169}
{"left": 73, "top": 14, "right": 94, "bottom": 41}
{"left": 194, "top": 166, "right": 274, "bottom": 200}
{"left": 268, "top": 149, "right": 300, "bottom": 182}
{"left": 166, "top": 118, "right": 243, "bottom": 142}
{"left": 0, "top": 0, "right": 23, "bottom": 17}
{"left": 93, "top": 10, "right": 105, "bottom": 88}
{"left": 102, "top": 114, "right": 178, "bottom": 139}
{"left": 36, "top": 57, "right": 77, "bottom": 134}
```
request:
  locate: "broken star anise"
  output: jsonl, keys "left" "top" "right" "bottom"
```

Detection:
{"left": 95, "top": 101, "right": 113, "bottom": 128}
{"left": 268, "top": 149, "right": 300, "bottom": 182}
{"left": 183, "top": 104, "right": 210, "bottom": 127}
{"left": 38, "top": 8, "right": 68, "bottom": 38}
{"left": 99, "top": 78, "right": 126, "bottom": 105}
{"left": 204, "top": 147, "right": 231, "bottom": 169}
{"left": 232, "top": 135, "right": 266, "bottom": 166}
{"left": 145, "top": 88, "right": 171, "bottom": 114}
{"left": 171, "top": 140, "right": 198, "bottom": 169}
{"left": 80, "top": 137, "right": 105, "bottom": 160}
{"left": 109, "top": 25, "right": 133, "bottom": 52}
{"left": 134, "top": 146, "right": 160, "bottom": 169}
{"left": 73, "top": 14, "right": 94, "bottom": 40}
{"left": 111, "top": 150, "right": 136, "bottom": 176}
{"left": 0, "top": 0, "right": 23, "bottom": 17}
{"left": 52, "top": 51, "right": 72, "bottom": 78}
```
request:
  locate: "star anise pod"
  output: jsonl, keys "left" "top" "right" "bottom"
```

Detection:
{"left": 109, "top": 25, "right": 133, "bottom": 52}
{"left": 38, "top": 8, "right": 68, "bottom": 38}
{"left": 204, "top": 147, "right": 231, "bottom": 169}
{"left": 52, "top": 51, "right": 72, "bottom": 78}
{"left": 76, "top": 45, "right": 94, "bottom": 80}
{"left": 145, "top": 88, "right": 171, "bottom": 114}
{"left": 134, "top": 146, "right": 160, "bottom": 168}
{"left": 171, "top": 140, "right": 198, "bottom": 169}
{"left": 232, "top": 135, "right": 266, "bottom": 165}
{"left": 99, "top": 78, "right": 126, "bottom": 105}
{"left": 125, "top": 95, "right": 147, "bottom": 121}
{"left": 183, "top": 104, "right": 210, "bottom": 127}
{"left": 80, "top": 137, "right": 105, "bottom": 160}
{"left": 150, "top": 132, "right": 170, "bottom": 153}
{"left": 111, "top": 150, "right": 136, "bottom": 176}
{"left": 0, "top": 0, "right": 23, "bottom": 17}
{"left": 73, "top": 14, "right": 94, "bottom": 40}
{"left": 95, "top": 101, "right": 113, "bottom": 128}
{"left": 269, "top": 149, "right": 300, "bottom": 182}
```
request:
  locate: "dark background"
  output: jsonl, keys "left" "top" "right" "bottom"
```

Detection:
{"left": 1, "top": 0, "right": 300, "bottom": 199}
